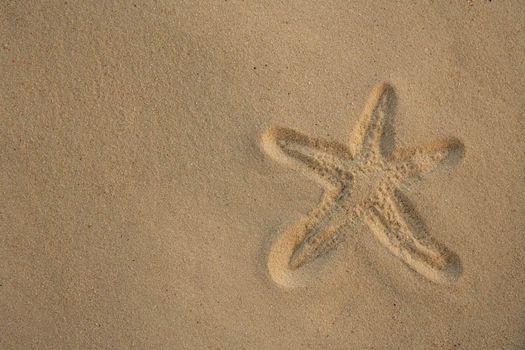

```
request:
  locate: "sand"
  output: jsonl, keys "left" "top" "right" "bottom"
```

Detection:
{"left": 1, "top": 1, "right": 524, "bottom": 349}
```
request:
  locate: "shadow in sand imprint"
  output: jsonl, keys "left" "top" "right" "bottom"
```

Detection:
{"left": 262, "top": 83, "right": 464, "bottom": 287}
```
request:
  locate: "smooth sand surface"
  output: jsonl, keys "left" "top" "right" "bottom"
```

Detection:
{"left": 1, "top": 1, "right": 525, "bottom": 349}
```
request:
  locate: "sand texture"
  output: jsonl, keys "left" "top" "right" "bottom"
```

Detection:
{"left": 1, "top": 1, "right": 525, "bottom": 349}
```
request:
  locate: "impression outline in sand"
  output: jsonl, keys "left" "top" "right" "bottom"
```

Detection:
{"left": 262, "top": 83, "right": 464, "bottom": 287}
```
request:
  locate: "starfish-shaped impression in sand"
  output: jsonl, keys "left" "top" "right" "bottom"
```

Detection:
{"left": 262, "top": 83, "right": 464, "bottom": 284}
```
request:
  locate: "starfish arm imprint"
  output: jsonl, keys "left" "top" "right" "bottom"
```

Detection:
{"left": 261, "top": 126, "right": 353, "bottom": 189}
{"left": 350, "top": 83, "right": 396, "bottom": 161}
{"left": 289, "top": 188, "right": 358, "bottom": 270}
{"left": 392, "top": 138, "right": 465, "bottom": 182}
{"left": 364, "top": 189, "right": 461, "bottom": 283}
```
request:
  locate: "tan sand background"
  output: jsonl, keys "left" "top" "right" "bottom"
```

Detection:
{"left": 1, "top": 1, "right": 524, "bottom": 349}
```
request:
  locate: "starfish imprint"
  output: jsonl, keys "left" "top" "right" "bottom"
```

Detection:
{"left": 262, "top": 83, "right": 464, "bottom": 285}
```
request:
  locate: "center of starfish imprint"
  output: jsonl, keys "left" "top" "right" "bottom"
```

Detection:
{"left": 348, "top": 161, "right": 394, "bottom": 205}
{"left": 261, "top": 83, "right": 464, "bottom": 286}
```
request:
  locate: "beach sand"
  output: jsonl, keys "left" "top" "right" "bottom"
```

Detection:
{"left": 1, "top": 1, "right": 524, "bottom": 348}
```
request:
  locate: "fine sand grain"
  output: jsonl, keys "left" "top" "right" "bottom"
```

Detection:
{"left": 1, "top": 1, "right": 525, "bottom": 349}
